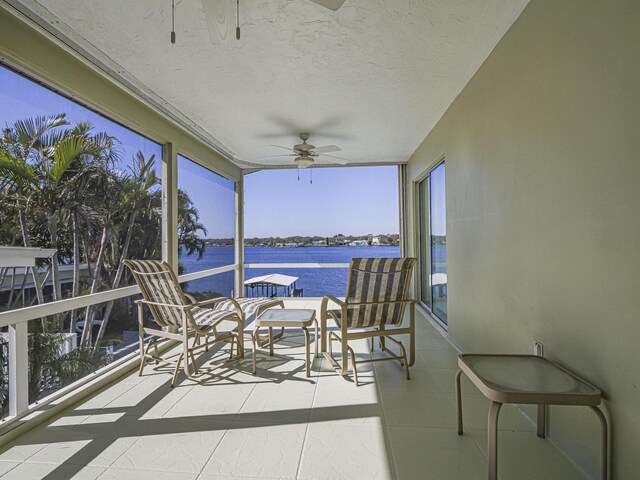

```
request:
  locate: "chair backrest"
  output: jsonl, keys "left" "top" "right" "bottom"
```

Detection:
{"left": 344, "top": 257, "right": 416, "bottom": 328}
{"left": 124, "top": 259, "right": 188, "bottom": 328}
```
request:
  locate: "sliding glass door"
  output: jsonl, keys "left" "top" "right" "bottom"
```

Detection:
{"left": 417, "top": 162, "right": 447, "bottom": 324}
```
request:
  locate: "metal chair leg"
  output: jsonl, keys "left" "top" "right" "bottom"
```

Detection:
{"left": 229, "top": 336, "right": 236, "bottom": 360}
{"left": 348, "top": 344, "right": 359, "bottom": 386}
{"left": 171, "top": 352, "right": 184, "bottom": 388}
{"left": 398, "top": 340, "right": 410, "bottom": 380}
{"left": 341, "top": 337, "right": 349, "bottom": 376}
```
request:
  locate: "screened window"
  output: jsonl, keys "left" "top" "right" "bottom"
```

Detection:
{"left": 177, "top": 155, "right": 236, "bottom": 298}
{"left": 0, "top": 63, "right": 165, "bottom": 414}
{"left": 243, "top": 166, "right": 400, "bottom": 297}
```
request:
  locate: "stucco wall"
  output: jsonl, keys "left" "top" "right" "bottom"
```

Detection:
{"left": 406, "top": 0, "right": 640, "bottom": 477}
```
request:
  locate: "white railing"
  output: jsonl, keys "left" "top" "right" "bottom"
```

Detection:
{"left": 1, "top": 262, "right": 351, "bottom": 426}
{"left": 0, "top": 264, "right": 236, "bottom": 424}
{"left": 244, "top": 263, "right": 349, "bottom": 269}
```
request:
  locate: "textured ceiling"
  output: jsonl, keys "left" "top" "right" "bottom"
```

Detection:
{"left": 23, "top": 0, "right": 529, "bottom": 167}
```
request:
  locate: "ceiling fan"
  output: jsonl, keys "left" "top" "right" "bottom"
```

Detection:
{"left": 195, "top": 0, "right": 346, "bottom": 45}
{"left": 255, "top": 133, "right": 349, "bottom": 169}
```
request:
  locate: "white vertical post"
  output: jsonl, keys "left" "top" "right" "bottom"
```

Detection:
{"left": 235, "top": 175, "right": 245, "bottom": 297}
{"left": 8, "top": 322, "right": 29, "bottom": 416}
{"left": 398, "top": 164, "right": 408, "bottom": 257}
{"left": 162, "top": 143, "right": 179, "bottom": 271}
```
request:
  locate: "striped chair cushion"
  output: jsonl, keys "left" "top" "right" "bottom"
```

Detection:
{"left": 216, "top": 297, "right": 283, "bottom": 318}
{"left": 192, "top": 307, "right": 238, "bottom": 328}
{"left": 340, "top": 257, "right": 416, "bottom": 328}
{"left": 125, "top": 259, "right": 186, "bottom": 328}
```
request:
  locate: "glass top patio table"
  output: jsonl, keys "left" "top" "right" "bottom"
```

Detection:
{"left": 458, "top": 354, "right": 602, "bottom": 405}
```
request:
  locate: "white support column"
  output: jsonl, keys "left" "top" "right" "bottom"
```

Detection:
{"left": 8, "top": 322, "right": 28, "bottom": 417}
{"left": 235, "top": 175, "right": 245, "bottom": 297}
{"left": 162, "top": 143, "right": 179, "bottom": 271}
{"left": 398, "top": 164, "right": 408, "bottom": 257}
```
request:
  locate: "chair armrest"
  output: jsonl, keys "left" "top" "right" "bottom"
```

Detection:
{"left": 191, "top": 296, "right": 233, "bottom": 309}
{"left": 191, "top": 297, "right": 243, "bottom": 318}
{"left": 134, "top": 299, "right": 189, "bottom": 310}
{"left": 344, "top": 299, "right": 416, "bottom": 307}
{"left": 321, "top": 295, "right": 345, "bottom": 311}
{"left": 184, "top": 293, "right": 198, "bottom": 304}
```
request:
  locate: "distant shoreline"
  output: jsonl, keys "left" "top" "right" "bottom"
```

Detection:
{"left": 198, "top": 244, "right": 401, "bottom": 248}
{"left": 204, "top": 234, "right": 401, "bottom": 248}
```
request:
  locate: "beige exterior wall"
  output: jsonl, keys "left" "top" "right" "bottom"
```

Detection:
{"left": 406, "top": 0, "right": 639, "bottom": 477}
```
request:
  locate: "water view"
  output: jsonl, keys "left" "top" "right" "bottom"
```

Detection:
{"left": 179, "top": 245, "right": 402, "bottom": 297}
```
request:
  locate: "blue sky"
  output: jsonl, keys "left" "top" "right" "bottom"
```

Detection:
{"left": 0, "top": 66, "right": 162, "bottom": 171}
{"left": 1, "top": 64, "right": 402, "bottom": 239}
{"left": 178, "top": 154, "right": 236, "bottom": 238}
{"left": 244, "top": 166, "right": 399, "bottom": 237}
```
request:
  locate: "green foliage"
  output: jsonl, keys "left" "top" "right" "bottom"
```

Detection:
{"left": 0, "top": 115, "right": 209, "bottom": 415}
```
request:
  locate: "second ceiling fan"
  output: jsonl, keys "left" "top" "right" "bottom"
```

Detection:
{"left": 258, "top": 133, "right": 349, "bottom": 169}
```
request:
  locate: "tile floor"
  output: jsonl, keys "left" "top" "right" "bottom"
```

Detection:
{"left": 0, "top": 300, "right": 587, "bottom": 479}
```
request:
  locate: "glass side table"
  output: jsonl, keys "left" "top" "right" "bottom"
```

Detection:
{"left": 456, "top": 354, "right": 608, "bottom": 480}
{"left": 251, "top": 309, "right": 318, "bottom": 377}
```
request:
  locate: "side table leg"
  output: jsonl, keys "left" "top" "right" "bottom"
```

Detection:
{"left": 455, "top": 369, "right": 463, "bottom": 435}
{"left": 321, "top": 309, "right": 327, "bottom": 353}
{"left": 302, "top": 326, "right": 311, "bottom": 378}
{"left": 314, "top": 318, "right": 319, "bottom": 357}
{"left": 537, "top": 404, "right": 546, "bottom": 438}
{"left": 488, "top": 401, "right": 502, "bottom": 480}
{"left": 251, "top": 329, "right": 258, "bottom": 374}
{"left": 269, "top": 327, "right": 274, "bottom": 356}
{"left": 590, "top": 406, "right": 609, "bottom": 480}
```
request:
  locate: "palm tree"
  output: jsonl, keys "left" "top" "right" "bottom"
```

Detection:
{"left": 0, "top": 114, "right": 69, "bottom": 305}
{"left": 92, "top": 151, "right": 160, "bottom": 351}
{"left": 0, "top": 117, "right": 119, "bottom": 306}
{"left": 178, "top": 189, "right": 208, "bottom": 259}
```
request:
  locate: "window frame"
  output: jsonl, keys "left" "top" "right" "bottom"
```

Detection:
{"left": 413, "top": 156, "right": 447, "bottom": 328}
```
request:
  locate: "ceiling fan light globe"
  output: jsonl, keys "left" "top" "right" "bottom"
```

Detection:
{"left": 297, "top": 157, "right": 315, "bottom": 168}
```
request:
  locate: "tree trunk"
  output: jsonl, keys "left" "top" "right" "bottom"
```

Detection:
{"left": 49, "top": 224, "right": 62, "bottom": 302}
{"left": 69, "top": 214, "right": 81, "bottom": 333}
{"left": 80, "top": 226, "right": 108, "bottom": 347}
{"left": 93, "top": 212, "right": 136, "bottom": 352}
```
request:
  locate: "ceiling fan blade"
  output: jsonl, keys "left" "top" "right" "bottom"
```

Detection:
{"left": 312, "top": 145, "right": 341, "bottom": 154}
{"left": 309, "top": 0, "right": 346, "bottom": 11}
{"left": 269, "top": 145, "right": 296, "bottom": 152}
{"left": 258, "top": 154, "right": 296, "bottom": 160}
{"left": 316, "top": 154, "right": 349, "bottom": 165}
{"left": 202, "top": 0, "right": 235, "bottom": 45}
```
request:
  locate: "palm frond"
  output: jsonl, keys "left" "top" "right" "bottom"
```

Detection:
{"left": 13, "top": 114, "right": 69, "bottom": 153}
{"left": 0, "top": 151, "right": 36, "bottom": 187}
{"left": 51, "top": 135, "right": 88, "bottom": 184}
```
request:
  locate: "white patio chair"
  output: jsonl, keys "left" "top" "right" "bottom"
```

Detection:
{"left": 125, "top": 260, "right": 281, "bottom": 386}
{"left": 321, "top": 257, "right": 417, "bottom": 386}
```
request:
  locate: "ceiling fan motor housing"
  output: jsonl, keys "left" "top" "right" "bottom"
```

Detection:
{"left": 294, "top": 133, "right": 315, "bottom": 153}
